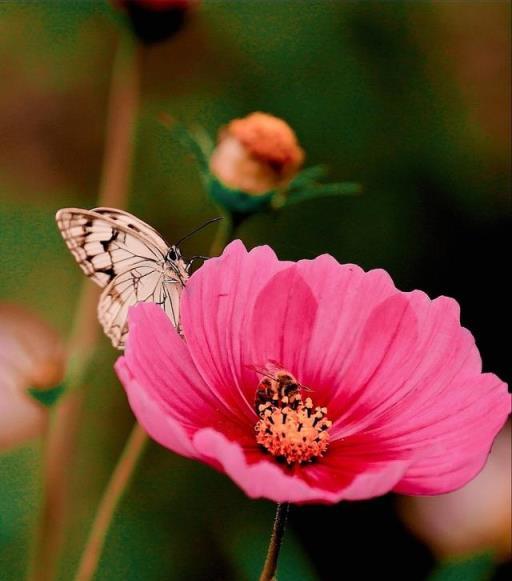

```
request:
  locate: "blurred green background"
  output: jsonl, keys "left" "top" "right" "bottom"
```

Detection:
{"left": 0, "top": 1, "right": 510, "bottom": 580}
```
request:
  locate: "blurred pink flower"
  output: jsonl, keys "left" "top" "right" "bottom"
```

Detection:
{"left": 400, "top": 422, "right": 511, "bottom": 559}
{"left": 0, "top": 304, "right": 65, "bottom": 451}
{"left": 116, "top": 241, "right": 510, "bottom": 504}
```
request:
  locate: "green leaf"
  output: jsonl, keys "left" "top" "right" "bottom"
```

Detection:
{"left": 27, "top": 383, "right": 65, "bottom": 407}
{"left": 284, "top": 181, "right": 362, "bottom": 206}
{"left": 162, "top": 117, "right": 211, "bottom": 179}
{"left": 289, "top": 165, "right": 329, "bottom": 189}
{"left": 428, "top": 553, "right": 495, "bottom": 581}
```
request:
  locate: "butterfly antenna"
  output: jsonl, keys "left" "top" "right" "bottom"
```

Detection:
{"left": 175, "top": 217, "right": 223, "bottom": 247}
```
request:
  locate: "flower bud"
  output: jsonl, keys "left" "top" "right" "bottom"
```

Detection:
{"left": 0, "top": 304, "right": 65, "bottom": 451}
{"left": 209, "top": 112, "right": 305, "bottom": 196}
{"left": 115, "top": 0, "right": 199, "bottom": 44}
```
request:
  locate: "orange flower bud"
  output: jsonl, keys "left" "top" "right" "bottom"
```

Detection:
{"left": 0, "top": 304, "right": 65, "bottom": 451}
{"left": 209, "top": 112, "right": 305, "bottom": 196}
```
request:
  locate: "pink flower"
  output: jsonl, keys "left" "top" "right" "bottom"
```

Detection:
{"left": 115, "top": 241, "right": 510, "bottom": 504}
{"left": 0, "top": 304, "right": 65, "bottom": 451}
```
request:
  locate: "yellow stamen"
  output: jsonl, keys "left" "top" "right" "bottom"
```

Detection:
{"left": 254, "top": 370, "right": 331, "bottom": 465}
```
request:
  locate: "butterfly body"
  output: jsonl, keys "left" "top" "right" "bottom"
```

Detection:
{"left": 56, "top": 207, "right": 189, "bottom": 349}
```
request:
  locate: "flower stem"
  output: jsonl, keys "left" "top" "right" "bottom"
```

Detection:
{"left": 73, "top": 423, "right": 148, "bottom": 581}
{"left": 70, "top": 203, "right": 234, "bottom": 578}
{"left": 29, "top": 35, "right": 142, "bottom": 581}
{"left": 96, "top": 38, "right": 143, "bottom": 208}
{"left": 259, "top": 503, "right": 290, "bottom": 581}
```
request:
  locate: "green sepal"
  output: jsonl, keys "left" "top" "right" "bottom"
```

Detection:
{"left": 27, "top": 383, "right": 66, "bottom": 408}
{"left": 209, "top": 178, "right": 275, "bottom": 214}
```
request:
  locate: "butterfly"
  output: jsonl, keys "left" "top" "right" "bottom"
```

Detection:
{"left": 56, "top": 207, "right": 215, "bottom": 350}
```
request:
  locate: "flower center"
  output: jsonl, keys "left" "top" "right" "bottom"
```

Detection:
{"left": 254, "top": 366, "right": 332, "bottom": 465}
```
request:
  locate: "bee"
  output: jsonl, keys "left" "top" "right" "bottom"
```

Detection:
{"left": 252, "top": 361, "right": 309, "bottom": 412}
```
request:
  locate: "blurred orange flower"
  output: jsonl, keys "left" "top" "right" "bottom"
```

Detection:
{"left": 210, "top": 112, "right": 305, "bottom": 196}
{"left": 399, "top": 422, "right": 511, "bottom": 560}
{"left": 0, "top": 304, "right": 65, "bottom": 451}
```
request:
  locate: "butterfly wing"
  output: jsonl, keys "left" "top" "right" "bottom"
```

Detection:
{"left": 92, "top": 207, "right": 170, "bottom": 252}
{"left": 98, "top": 265, "right": 160, "bottom": 348}
{"left": 56, "top": 207, "right": 188, "bottom": 349}
{"left": 56, "top": 208, "right": 168, "bottom": 288}
{"left": 98, "top": 261, "right": 187, "bottom": 349}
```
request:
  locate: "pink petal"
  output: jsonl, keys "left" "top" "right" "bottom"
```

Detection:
{"left": 181, "top": 240, "right": 291, "bottom": 424}
{"left": 115, "top": 359, "right": 198, "bottom": 459}
{"left": 328, "top": 293, "right": 483, "bottom": 436}
{"left": 294, "top": 256, "right": 399, "bottom": 400}
{"left": 323, "top": 292, "right": 510, "bottom": 493}
{"left": 250, "top": 267, "right": 318, "bottom": 375}
{"left": 393, "top": 374, "right": 510, "bottom": 494}
{"left": 119, "top": 303, "right": 244, "bottom": 431}
{"left": 192, "top": 428, "right": 408, "bottom": 504}
{"left": 300, "top": 449, "right": 410, "bottom": 501}
{"left": 327, "top": 292, "right": 420, "bottom": 433}
{"left": 365, "top": 294, "right": 483, "bottom": 426}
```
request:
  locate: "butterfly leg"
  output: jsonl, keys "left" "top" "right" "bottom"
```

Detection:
{"left": 186, "top": 256, "right": 210, "bottom": 273}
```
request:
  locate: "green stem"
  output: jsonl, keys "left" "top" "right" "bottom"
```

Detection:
{"left": 259, "top": 503, "right": 290, "bottom": 581}
{"left": 29, "top": 34, "right": 142, "bottom": 581}
{"left": 73, "top": 424, "right": 148, "bottom": 581}
{"left": 70, "top": 208, "right": 234, "bottom": 579}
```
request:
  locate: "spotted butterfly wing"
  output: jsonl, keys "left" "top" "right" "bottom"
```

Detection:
{"left": 56, "top": 207, "right": 188, "bottom": 349}
{"left": 93, "top": 207, "right": 168, "bottom": 251}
